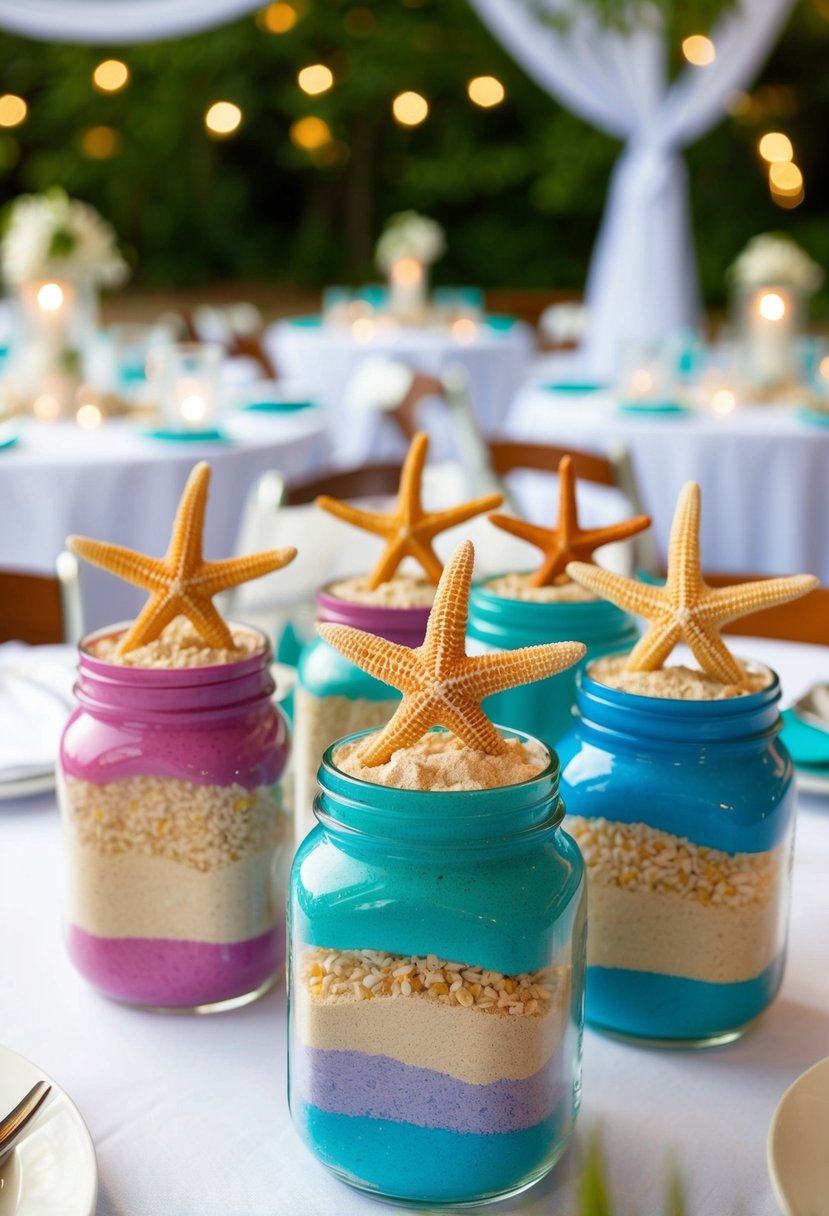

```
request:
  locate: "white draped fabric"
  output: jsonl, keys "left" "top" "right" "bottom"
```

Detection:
{"left": 0, "top": 0, "right": 260, "bottom": 44}
{"left": 470, "top": 0, "right": 798, "bottom": 378}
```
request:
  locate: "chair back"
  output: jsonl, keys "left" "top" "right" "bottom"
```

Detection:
{"left": 0, "top": 551, "right": 83, "bottom": 646}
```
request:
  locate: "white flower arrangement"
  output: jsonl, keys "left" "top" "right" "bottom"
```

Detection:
{"left": 1, "top": 188, "right": 129, "bottom": 287}
{"left": 729, "top": 233, "right": 824, "bottom": 293}
{"left": 375, "top": 211, "right": 446, "bottom": 272}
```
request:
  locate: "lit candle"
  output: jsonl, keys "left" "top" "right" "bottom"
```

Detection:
{"left": 388, "top": 256, "right": 425, "bottom": 319}
{"left": 744, "top": 286, "right": 797, "bottom": 388}
{"left": 155, "top": 342, "right": 222, "bottom": 433}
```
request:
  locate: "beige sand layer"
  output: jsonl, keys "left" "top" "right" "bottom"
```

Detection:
{"left": 486, "top": 572, "right": 598, "bottom": 603}
{"left": 588, "top": 656, "right": 770, "bottom": 700}
{"left": 584, "top": 884, "right": 783, "bottom": 982}
{"left": 66, "top": 845, "right": 281, "bottom": 941}
{"left": 335, "top": 731, "right": 549, "bottom": 790}
{"left": 89, "top": 615, "right": 264, "bottom": 668}
{"left": 328, "top": 574, "right": 436, "bottom": 608}
{"left": 294, "top": 985, "right": 566, "bottom": 1084}
{"left": 64, "top": 776, "right": 286, "bottom": 872}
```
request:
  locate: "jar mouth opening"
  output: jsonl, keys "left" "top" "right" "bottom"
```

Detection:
{"left": 581, "top": 657, "right": 778, "bottom": 709}
{"left": 476, "top": 570, "right": 603, "bottom": 606}
{"left": 317, "top": 580, "right": 435, "bottom": 620}
{"left": 78, "top": 620, "right": 271, "bottom": 682}
{"left": 320, "top": 724, "right": 559, "bottom": 800}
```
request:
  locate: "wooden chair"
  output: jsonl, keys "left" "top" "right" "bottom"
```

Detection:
{"left": 282, "top": 463, "right": 404, "bottom": 506}
{"left": 0, "top": 552, "right": 84, "bottom": 646}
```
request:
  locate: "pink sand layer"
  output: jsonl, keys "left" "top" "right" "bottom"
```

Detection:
{"left": 67, "top": 923, "right": 285, "bottom": 1007}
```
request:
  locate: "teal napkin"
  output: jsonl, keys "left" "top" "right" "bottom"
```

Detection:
{"left": 781, "top": 708, "right": 829, "bottom": 768}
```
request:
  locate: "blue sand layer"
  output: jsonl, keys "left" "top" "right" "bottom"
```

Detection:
{"left": 295, "top": 1045, "right": 564, "bottom": 1134}
{"left": 586, "top": 954, "right": 785, "bottom": 1041}
{"left": 294, "top": 1102, "right": 568, "bottom": 1204}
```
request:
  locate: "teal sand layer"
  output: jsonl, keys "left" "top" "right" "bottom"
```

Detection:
{"left": 586, "top": 955, "right": 786, "bottom": 1041}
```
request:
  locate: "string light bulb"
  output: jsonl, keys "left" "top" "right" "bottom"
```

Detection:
{"left": 205, "top": 101, "right": 243, "bottom": 137}
{"left": 258, "top": 2, "right": 298, "bottom": 32}
{"left": 769, "top": 161, "right": 803, "bottom": 194}
{"left": 290, "top": 116, "right": 332, "bottom": 149}
{"left": 758, "top": 132, "right": 793, "bottom": 164}
{"left": 467, "top": 76, "right": 505, "bottom": 108}
{"left": 392, "top": 91, "right": 428, "bottom": 126}
{"left": 298, "top": 64, "right": 333, "bottom": 95}
{"left": 92, "top": 60, "right": 129, "bottom": 93}
{"left": 0, "top": 94, "right": 27, "bottom": 127}
{"left": 681, "top": 35, "right": 716, "bottom": 66}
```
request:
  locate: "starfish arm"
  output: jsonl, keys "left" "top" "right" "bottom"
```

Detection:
{"left": 665, "top": 481, "right": 703, "bottom": 603}
{"left": 699, "top": 575, "right": 819, "bottom": 625}
{"left": 179, "top": 594, "right": 236, "bottom": 650}
{"left": 406, "top": 537, "right": 444, "bottom": 584}
{"left": 315, "top": 496, "right": 391, "bottom": 538}
{"left": 195, "top": 548, "right": 297, "bottom": 594}
{"left": 439, "top": 699, "right": 508, "bottom": 755}
{"left": 116, "top": 594, "right": 182, "bottom": 654}
{"left": 420, "top": 541, "right": 474, "bottom": 676}
{"left": 317, "top": 623, "right": 421, "bottom": 689}
{"left": 557, "top": 457, "right": 579, "bottom": 541}
{"left": 357, "top": 694, "right": 440, "bottom": 765}
{"left": 566, "top": 562, "right": 667, "bottom": 618}
{"left": 574, "top": 514, "right": 653, "bottom": 553}
{"left": 168, "top": 462, "right": 210, "bottom": 574}
{"left": 682, "top": 617, "right": 745, "bottom": 685}
{"left": 67, "top": 537, "right": 171, "bottom": 594}
{"left": 420, "top": 494, "right": 504, "bottom": 538}
{"left": 487, "top": 513, "right": 554, "bottom": 552}
{"left": 397, "top": 431, "right": 429, "bottom": 525}
{"left": 624, "top": 618, "right": 681, "bottom": 671}
{"left": 530, "top": 545, "right": 569, "bottom": 587}
{"left": 463, "top": 641, "right": 586, "bottom": 699}
{"left": 367, "top": 537, "right": 410, "bottom": 588}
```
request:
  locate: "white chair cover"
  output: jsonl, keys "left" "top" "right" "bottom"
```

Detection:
{"left": 0, "top": 0, "right": 261, "bottom": 43}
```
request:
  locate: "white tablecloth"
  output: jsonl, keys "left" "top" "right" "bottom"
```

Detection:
{"left": 506, "top": 384, "right": 829, "bottom": 582}
{"left": 0, "top": 636, "right": 827, "bottom": 1216}
{"left": 265, "top": 318, "right": 534, "bottom": 463}
{"left": 0, "top": 412, "right": 328, "bottom": 631}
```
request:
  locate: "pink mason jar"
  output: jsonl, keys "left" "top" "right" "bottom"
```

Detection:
{"left": 58, "top": 624, "right": 291, "bottom": 1012}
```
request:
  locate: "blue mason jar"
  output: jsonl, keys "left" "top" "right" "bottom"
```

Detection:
{"left": 557, "top": 665, "right": 795, "bottom": 1047}
{"left": 467, "top": 577, "right": 638, "bottom": 748}
{"left": 288, "top": 727, "right": 586, "bottom": 1206}
{"left": 293, "top": 586, "right": 430, "bottom": 842}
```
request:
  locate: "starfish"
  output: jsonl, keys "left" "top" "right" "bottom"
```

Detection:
{"left": 319, "top": 539, "right": 585, "bottom": 765}
{"left": 567, "top": 481, "right": 818, "bottom": 684}
{"left": 488, "top": 455, "right": 651, "bottom": 587}
{"left": 316, "top": 431, "right": 502, "bottom": 588}
{"left": 68, "top": 461, "right": 297, "bottom": 655}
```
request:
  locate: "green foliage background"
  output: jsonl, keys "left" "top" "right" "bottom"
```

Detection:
{"left": 0, "top": 0, "right": 825, "bottom": 306}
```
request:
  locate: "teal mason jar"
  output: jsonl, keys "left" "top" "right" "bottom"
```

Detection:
{"left": 293, "top": 586, "right": 430, "bottom": 842}
{"left": 557, "top": 664, "right": 795, "bottom": 1047}
{"left": 467, "top": 576, "right": 638, "bottom": 747}
{"left": 288, "top": 727, "right": 586, "bottom": 1207}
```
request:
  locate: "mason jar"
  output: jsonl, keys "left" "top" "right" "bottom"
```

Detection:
{"left": 557, "top": 663, "right": 795, "bottom": 1047}
{"left": 293, "top": 585, "right": 430, "bottom": 843}
{"left": 467, "top": 577, "right": 638, "bottom": 746}
{"left": 59, "top": 623, "right": 291, "bottom": 1012}
{"left": 288, "top": 726, "right": 586, "bottom": 1207}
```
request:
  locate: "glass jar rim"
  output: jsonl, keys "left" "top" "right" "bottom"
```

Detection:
{"left": 580, "top": 656, "right": 778, "bottom": 711}
{"left": 77, "top": 619, "right": 272, "bottom": 687}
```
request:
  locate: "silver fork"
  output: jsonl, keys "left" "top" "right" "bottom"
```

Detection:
{"left": 0, "top": 1082, "right": 51, "bottom": 1166}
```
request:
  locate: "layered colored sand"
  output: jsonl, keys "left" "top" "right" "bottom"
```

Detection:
{"left": 292, "top": 947, "right": 574, "bottom": 1203}
{"left": 567, "top": 816, "right": 789, "bottom": 1037}
{"left": 63, "top": 774, "right": 288, "bottom": 1006}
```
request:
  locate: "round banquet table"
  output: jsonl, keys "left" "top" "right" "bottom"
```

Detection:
{"left": 0, "top": 635, "right": 827, "bottom": 1215}
{"left": 264, "top": 315, "right": 534, "bottom": 463}
{"left": 0, "top": 411, "right": 328, "bottom": 632}
{"left": 505, "top": 382, "right": 829, "bottom": 583}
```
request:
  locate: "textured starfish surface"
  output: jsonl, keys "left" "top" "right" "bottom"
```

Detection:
{"left": 319, "top": 539, "right": 586, "bottom": 765}
{"left": 489, "top": 455, "right": 651, "bottom": 587}
{"left": 567, "top": 481, "right": 818, "bottom": 684}
{"left": 316, "top": 431, "right": 502, "bottom": 588}
{"left": 68, "top": 462, "right": 296, "bottom": 654}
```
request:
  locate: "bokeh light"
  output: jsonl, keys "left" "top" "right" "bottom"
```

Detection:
{"left": 290, "top": 116, "right": 332, "bottom": 150}
{"left": 258, "top": 3, "right": 298, "bottom": 33}
{"left": 392, "top": 91, "right": 429, "bottom": 126}
{"left": 0, "top": 94, "right": 27, "bottom": 128}
{"left": 205, "top": 101, "right": 243, "bottom": 137}
{"left": 467, "top": 76, "right": 505, "bottom": 108}
{"left": 758, "top": 132, "right": 793, "bottom": 163}
{"left": 681, "top": 35, "right": 716, "bottom": 66}
{"left": 758, "top": 291, "right": 786, "bottom": 321}
{"left": 298, "top": 64, "right": 334, "bottom": 95}
{"left": 32, "top": 393, "right": 59, "bottom": 421}
{"left": 81, "top": 126, "right": 121, "bottom": 158}
{"left": 37, "top": 283, "right": 64, "bottom": 312}
{"left": 711, "top": 389, "right": 736, "bottom": 415}
{"left": 76, "top": 402, "right": 103, "bottom": 430}
{"left": 93, "top": 60, "right": 129, "bottom": 93}
{"left": 769, "top": 161, "right": 803, "bottom": 194}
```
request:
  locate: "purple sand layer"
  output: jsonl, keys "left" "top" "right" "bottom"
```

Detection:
{"left": 68, "top": 923, "right": 284, "bottom": 1006}
{"left": 294, "top": 1044, "right": 565, "bottom": 1134}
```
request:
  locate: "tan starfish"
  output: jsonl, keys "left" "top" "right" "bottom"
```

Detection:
{"left": 68, "top": 461, "right": 296, "bottom": 655}
{"left": 488, "top": 455, "right": 651, "bottom": 587}
{"left": 316, "top": 431, "right": 502, "bottom": 588}
{"left": 319, "top": 539, "right": 586, "bottom": 765}
{"left": 567, "top": 481, "right": 818, "bottom": 684}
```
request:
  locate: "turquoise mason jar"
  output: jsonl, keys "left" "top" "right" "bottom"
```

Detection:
{"left": 557, "top": 665, "right": 795, "bottom": 1047}
{"left": 467, "top": 578, "right": 638, "bottom": 747}
{"left": 288, "top": 727, "right": 586, "bottom": 1206}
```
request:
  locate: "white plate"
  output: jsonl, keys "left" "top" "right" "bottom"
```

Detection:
{"left": 768, "top": 1055, "right": 829, "bottom": 1216}
{"left": 794, "top": 767, "right": 829, "bottom": 797}
{"left": 0, "top": 773, "right": 56, "bottom": 802}
{"left": 0, "top": 1045, "right": 97, "bottom": 1216}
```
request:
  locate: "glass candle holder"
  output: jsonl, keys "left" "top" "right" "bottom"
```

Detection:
{"left": 732, "top": 283, "right": 805, "bottom": 392}
{"left": 615, "top": 339, "right": 679, "bottom": 410}
{"left": 387, "top": 257, "right": 427, "bottom": 319}
{"left": 557, "top": 663, "right": 795, "bottom": 1047}
{"left": 58, "top": 624, "right": 292, "bottom": 1012}
{"left": 9, "top": 277, "right": 98, "bottom": 413}
{"left": 288, "top": 726, "right": 586, "bottom": 1206}
{"left": 153, "top": 341, "right": 223, "bottom": 433}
